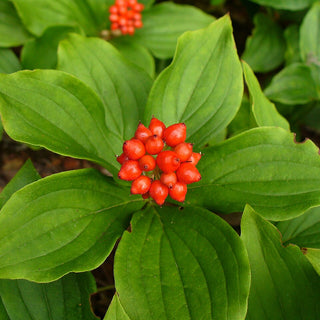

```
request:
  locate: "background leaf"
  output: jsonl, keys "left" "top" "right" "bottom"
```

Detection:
{"left": 0, "top": 273, "right": 97, "bottom": 320}
{"left": 104, "top": 295, "right": 131, "bottom": 320}
{"left": 0, "top": 169, "right": 144, "bottom": 282}
{"left": 242, "top": 61, "right": 290, "bottom": 129}
{"left": 144, "top": 15, "right": 243, "bottom": 147}
{"left": 21, "top": 26, "right": 81, "bottom": 70}
{"left": 247, "top": 0, "right": 316, "bottom": 10}
{"left": 0, "top": 49, "right": 21, "bottom": 74}
{"left": 12, "top": 0, "right": 107, "bottom": 36}
{"left": 264, "top": 63, "right": 319, "bottom": 105}
{"left": 134, "top": 2, "right": 214, "bottom": 59}
{"left": 0, "top": 0, "right": 32, "bottom": 47}
{"left": 242, "top": 13, "right": 285, "bottom": 72}
{"left": 0, "top": 70, "right": 122, "bottom": 176}
{"left": 58, "top": 34, "right": 152, "bottom": 140}
{"left": 187, "top": 127, "right": 320, "bottom": 221}
{"left": 114, "top": 206, "right": 250, "bottom": 320}
{"left": 241, "top": 205, "right": 320, "bottom": 320}
{"left": 284, "top": 24, "right": 301, "bottom": 66}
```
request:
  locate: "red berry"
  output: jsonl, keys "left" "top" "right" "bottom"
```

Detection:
{"left": 148, "top": 117, "right": 166, "bottom": 138}
{"left": 133, "top": 3, "right": 144, "bottom": 11}
{"left": 134, "top": 123, "right": 152, "bottom": 143}
{"left": 149, "top": 180, "right": 168, "bottom": 205}
{"left": 118, "top": 17, "right": 127, "bottom": 26}
{"left": 109, "top": 5, "right": 118, "bottom": 14}
{"left": 128, "top": 0, "right": 137, "bottom": 6}
{"left": 118, "top": 160, "right": 142, "bottom": 181}
{"left": 176, "top": 163, "right": 201, "bottom": 184}
{"left": 187, "top": 152, "right": 201, "bottom": 165}
{"left": 126, "top": 10, "right": 134, "bottom": 19}
{"left": 163, "top": 123, "right": 187, "bottom": 147}
{"left": 115, "top": 0, "right": 126, "bottom": 6}
{"left": 133, "top": 20, "right": 143, "bottom": 28}
{"left": 131, "top": 175, "right": 152, "bottom": 194}
{"left": 116, "top": 152, "right": 129, "bottom": 164}
{"left": 174, "top": 142, "right": 193, "bottom": 162}
{"left": 121, "top": 25, "right": 128, "bottom": 34}
{"left": 111, "top": 22, "right": 120, "bottom": 30}
{"left": 145, "top": 135, "right": 164, "bottom": 155}
{"left": 169, "top": 182, "right": 187, "bottom": 202}
{"left": 118, "top": 5, "right": 127, "bottom": 15}
{"left": 109, "top": 14, "right": 119, "bottom": 22}
{"left": 138, "top": 155, "right": 156, "bottom": 171}
{"left": 156, "top": 151, "right": 180, "bottom": 173}
{"left": 142, "top": 192, "right": 150, "bottom": 199}
{"left": 127, "top": 25, "right": 135, "bottom": 35}
{"left": 123, "top": 138, "right": 145, "bottom": 160}
{"left": 133, "top": 12, "right": 141, "bottom": 20}
{"left": 160, "top": 172, "right": 177, "bottom": 188}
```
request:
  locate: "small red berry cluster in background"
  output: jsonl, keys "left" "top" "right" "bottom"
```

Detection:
{"left": 117, "top": 118, "right": 201, "bottom": 206}
{"left": 109, "top": 0, "right": 144, "bottom": 36}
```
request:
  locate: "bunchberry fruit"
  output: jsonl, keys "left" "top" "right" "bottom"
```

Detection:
{"left": 135, "top": 123, "right": 152, "bottom": 143}
{"left": 149, "top": 180, "right": 169, "bottom": 206}
{"left": 123, "top": 138, "right": 145, "bottom": 160}
{"left": 174, "top": 142, "right": 193, "bottom": 162}
{"left": 145, "top": 135, "right": 164, "bottom": 155}
{"left": 118, "top": 160, "right": 142, "bottom": 181}
{"left": 169, "top": 182, "right": 187, "bottom": 202}
{"left": 138, "top": 155, "right": 156, "bottom": 171}
{"left": 116, "top": 152, "right": 129, "bottom": 164}
{"left": 188, "top": 152, "right": 202, "bottom": 165}
{"left": 176, "top": 163, "right": 201, "bottom": 184}
{"left": 156, "top": 151, "right": 180, "bottom": 173}
{"left": 160, "top": 172, "right": 177, "bottom": 188}
{"left": 163, "top": 123, "right": 187, "bottom": 147}
{"left": 149, "top": 117, "right": 166, "bottom": 138}
{"left": 131, "top": 175, "right": 152, "bottom": 194}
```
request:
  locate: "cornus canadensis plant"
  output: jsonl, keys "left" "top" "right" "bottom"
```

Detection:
{"left": 118, "top": 118, "right": 201, "bottom": 204}
{"left": 1, "top": 15, "right": 320, "bottom": 320}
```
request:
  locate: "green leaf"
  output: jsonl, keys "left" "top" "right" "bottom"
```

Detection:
{"left": 242, "top": 61, "right": 290, "bottom": 130}
{"left": 0, "top": 168, "right": 144, "bottom": 282}
{"left": 0, "top": 159, "right": 40, "bottom": 209}
{"left": 247, "top": 0, "right": 316, "bottom": 10}
{"left": 303, "top": 248, "right": 320, "bottom": 276}
{"left": 104, "top": 295, "right": 131, "bottom": 320}
{"left": 12, "top": 0, "right": 106, "bottom": 36}
{"left": 145, "top": 15, "right": 243, "bottom": 147}
{"left": 300, "top": 2, "right": 320, "bottom": 63}
{"left": 0, "top": 0, "right": 32, "bottom": 47}
{"left": 111, "top": 37, "right": 155, "bottom": 78}
{"left": 242, "top": 13, "right": 285, "bottom": 72}
{"left": 21, "top": 26, "right": 80, "bottom": 70}
{"left": 114, "top": 206, "right": 250, "bottom": 320}
{"left": 187, "top": 127, "right": 320, "bottom": 221}
{"left": 135, "top": 2, "right": 215, "bottom": 59}
{"left": 0, "top": 272, "right": 97, "bottom": 320}
{"left": 284, "top": 24, "right": 301, "bottom": 66}
{"left": 241, "top": 205, "right": 320, "bottom": 319}
{"left": 58, "top": 34, "right": 152, "bottom": 140}
{"left": 0, "top": 49, "right": 21, "bottom": 74}
{"left": 0, "top": 69, "right": 122, "bottom": 176}
{"left": 264, "top": 63, "right": 319, "bottom": 105}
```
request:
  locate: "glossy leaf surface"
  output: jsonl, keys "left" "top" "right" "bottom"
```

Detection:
{"left": 58, "top": 34, "right": 152, "bottom": 140}
{"left": 242, "top": 61, "right": 289, "bottom": 130}
{"left": 115, "top": 206, "right": 250, "bottom": 320}
{"left": 0, "top": 273, "right": 97, "bottom": 320}
{"left": 248, "top": 0, "right": 315, "bottom": 10}
{"left": 242, "top": 13, "right": 285, "bottom": 72}
{"left": 145, "top": 15, "right": 243, "bottom": 147}
{"left": 187, "top": 127, "right": 320, "bottom": 220}
{"left": 0, "top": 169, "right": 144, "bottom": 282}
{"left": 104, "top": 295, "right": 131, "bottom": 320}
{"left": 135, "top": 2, "right": 214, "bottom": 59}
{"left": 0, "top": 70, "right": 122, "bottom": 176}
{"left": 241, "top": 206, "right": 320, "bottom": 319}
{"left": 0, "top": 49, "right": 21, "bottom": 74}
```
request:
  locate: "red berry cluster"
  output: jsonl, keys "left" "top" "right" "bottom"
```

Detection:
{"left": 109, "top": 0, "right": 144, "bottom": 36}
{"left": 117, "top": 118, "right": 201, "bottom": 206}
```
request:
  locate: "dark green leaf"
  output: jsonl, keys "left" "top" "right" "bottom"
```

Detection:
{"left": 0, "top": 49, "right": 21, "bottom": 74}
{"left": 0, "top": 169, "right": 144, "bottom": 282}
{"left": 12, "top": 0, "right": 106, "bottom": 36}
{"left": 135, "top": 2, "right": 214, "bottom": 59}
{"left": 145, "top": 15, "right": 243, "bottom": 147}
{"left": 242, "top": 61, "right": 290, "bottom": 129}
{"left": 241, "top": 205, "right": 320, "bottom": 319}
{"left": 0, "top": 70, "right": 122, "bottom": 176}
{"left": 21, "top": 26, "right": 80, "bottom": 69}
{"left": 111, "top": 37, "right": 155, "bottom": 77}
{"left": 0, "top": 0, "right": 32, "bottom": 47}
{"left": 242, "top": 13, "right": 285, "bottom": 72}
{"left": 187, "top": 127, "right": 320, "bottom": 221}
{"left": 104, "top": 295, "right": 131, "bottom": 320}
{"left": 0, "top": 159, "right": 40, "bottom": 209}
{"left": 114, "top": 206, "right": 250, "bottom": 320}
{"left": 0, "top": 272, "right": 97, "bottom": 320}
{"left": 247, "top": 0, "right": 315, "bottom": 10}
{"left": 58, "top": 34, "right": 152, "bottom": 140}
{"left": 264, "top": 63, "right": 319, "bottom": 105}
{"left": 303, "top": 248, "right": 320, "bottom": 276}
{"left": 284, "top": 24, "right": 301, "bottom": 65}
